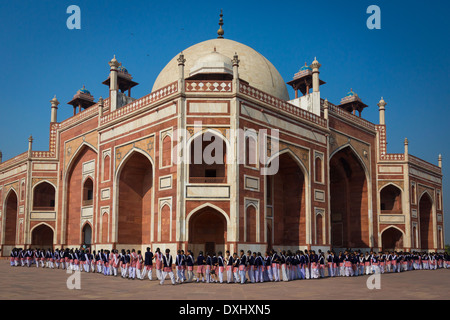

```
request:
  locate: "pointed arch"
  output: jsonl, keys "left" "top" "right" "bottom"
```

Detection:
{"left": 187, "top": 129, "right": 230, "bottom": 184}
{"left": 63, "top": 143, "right": 97, "bottom": 246}
{"left": 65, "top": 142, "right": 98, "bottom": 174}
{"left": 329, "top": 143, "right": 369, "bottom": 176}
{"left": 81, "top": 221, "right": 93, "bottom": 246}
{"left": 418, "top": 191, "right": 434, "bottom": 250}
{"left": 32, "top": 180, "right": 56, "bottom": 211}
{"left": 380, "top": 183, "right": 403, "bottom": 213}
{"left": 245, "top": 203, "right": 257, "bottom": 243}
{"left": 186, "top": 203, "right": 231, "bottom": 238}
{"left": 30, "top": 222, "right": 55, "bottom": 249}
{"left": 3, "top": 188, "right": 18, "bottom": 245}
{"left": 380, "top": 226, "right": 405, "bottom": 251}
{"left": 187, "top": 203, "right": 229, "bottom": 255}
{"left": 114, "top": 148, "right": 154, "bottom": 245}
{"left": 266, "top": 148, "right": 308, "bottom": 246}
{"left": 329, "top": 144, "right": 370, "bottom": 248}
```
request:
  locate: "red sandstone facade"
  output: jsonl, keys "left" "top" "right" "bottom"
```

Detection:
{"left": 0, "top": 37, "right": 445, "bottom": 257}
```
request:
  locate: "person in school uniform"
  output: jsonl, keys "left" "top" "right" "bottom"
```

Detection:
{"left": 154, "top": 248, "right": 163, "bottom": 281}
{"left": 82, "top": 249, "right": 90, "bottom": 273}
{"left": 264, "top": 251, "right": 273, "bottom": 282}
{"left": 288, "top": 251, "right": 296, "bottom": 280}
{"left": 254, "top": 252, "right": 264, "bottom": 283}
{"left": 400, "top": 252, "right": 407, "bottom": 272}
{"left": 108, "top": 250, "right": 116, "bottom": 276}
{"left": 232, "top": 253, "right": 241, "bottom": 283}
{"left": 247, "top": 250, "right": 256, "bottom": 283}
{"left": 352, "top": 252, "right": 359, "bottom": 276}
{"left": 41, "top": 249, "right": 47, "bottom": 268}
{"left": 101, "top": 250, "right": 109, "bottom": 276}
{"left": 210, "top": 253, "right": 218, "bottom": 283}
{"left": 17, "top": 249, "right": 22, "bottom": 267}
{"left": 371, "top": 252, "right": 380, "bottom": 274}
{"left": 185, "top": 250, "right": 195, "bottom": 283}
{"left": 336, "top": 252, "right": 344, "bottom": 277}
{"left": 396, "top": 252, "right": 403, "bottom": 273}
{"left": 318, "top": 252, "right": 326, "bottom": 278}
{"left": 327, "top": 251, "right": 335, "bottom": 277}
{"left": 34, "top": 249, "right": 39, "bottom": 268}
{"left": 60, "top": 249, "right": 67, "bottom": 270}
{"left": 429, "top": 253, "right": 437, "bottom": 270}
{"left": 364, "top": 252, "right": 371, "bottom": 275}
{"left": 142, "top": 247, "right": 153, "bottom": 280}
{"left": 25, "top": 249, "right": 32, "bottom": 267}
{"left": 238, "top": 250, "right": 247, "bottom": 284}
{"left": 225, "top": 251, "right": 234, "bottom": 283}
{"left": 385, "top": 251, "right": 392, "bottom": 273}
{"left": 279, "top": 250, "right": 289, "bottom": 282}
{"left": 215, "top": 251, "right": 224, "bottom": 284}
{"left": 119, "top": 250, "right": 127, "bottom": 278}
{"left": 175, "top": 250, "right": 186, "bottom": 283}
{"left": 310, "top": 251, "right": 319, "bottom": 279}
{"left": 379, "top": 252, "right": 385, "bottom": 274}
{"left": 271, "top": 250, "right": 281, "bottom": 282}
{"left": 389, "top": 251, "right": 397, "bottom": 273}
{"left": 87, "top": 250, "right": 94, "bottom": 272}
{"left": 10, "top": 248, "right": 16, "bottom": 267}
{"left": 53, "top": 249, "right": 60, "bottom": 269}
{"left": 196, "top": 251, "right": 206, "bottom": 282}
{"left": 95, "top": 250, "right": 103, "bottom": 273}
{"left": 298, "top": 251, "right": 306, "bottom": 280}
{"left": 437, "top": 253, "right": 443, "bottom": 269}
{"left": 74, "top": 249, "right": 81, "bottom": 271}
{"left": 78, "top": 249, "right": 86, "bottom": 272}
{"left": 303, "top": 250, "right": 311, "bottom": 280}
{"left": 17, "top": 249, "right": 26, "bottom": 267}
{"left": 205, "top": 252, "right": 212, "bottom": 283}
{"left": 128, "top": 249, "right": 137, "bottom": 279}
{"left": 135, "top": 250, "right": 143, "bottom": 279}
{"left": 160, "top": 249, "right": 176, "bottom": 285}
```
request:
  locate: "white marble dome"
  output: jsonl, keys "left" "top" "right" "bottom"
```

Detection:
{"left": 152, "top": 38, "right": 290, "bottom": 101}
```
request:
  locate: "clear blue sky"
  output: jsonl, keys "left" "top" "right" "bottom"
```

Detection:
{"left": 1, "top": 1, "right": 449, "bottom": 240}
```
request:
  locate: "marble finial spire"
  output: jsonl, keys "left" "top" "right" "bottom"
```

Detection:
{"left": 217, "top": 9, "right": 224, "bottom": 39}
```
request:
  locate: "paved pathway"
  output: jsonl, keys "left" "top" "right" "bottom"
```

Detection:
{"left": 0, "top": 262, "right": 449, "bottom": 300}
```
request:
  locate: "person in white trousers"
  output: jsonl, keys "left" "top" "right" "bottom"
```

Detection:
{"left": 160, "top": 249, "right": 176, "bottom": 285}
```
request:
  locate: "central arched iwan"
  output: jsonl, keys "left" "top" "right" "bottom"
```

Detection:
{"left": 330, "top": 146, "right": 369, "bottom": 248}
{"left": 117, "top": 151, "right": 153, "bottom": 245}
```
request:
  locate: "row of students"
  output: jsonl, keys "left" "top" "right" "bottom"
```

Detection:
{"left": 9, "top": 247, "right": 449, "bottom": 284}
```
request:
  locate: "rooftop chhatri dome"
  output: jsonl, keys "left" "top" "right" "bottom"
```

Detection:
{"left": 189, "top": 48, "right": 233, "bottom": 77}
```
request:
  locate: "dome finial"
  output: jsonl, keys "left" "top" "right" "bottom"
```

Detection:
{"left": 217, "top": 9, "right": 224, "bottom": 39}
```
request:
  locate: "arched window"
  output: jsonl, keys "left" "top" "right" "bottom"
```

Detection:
{"left": 33, "top": 182, "right": 56, "bottom": 211}
{"left": 245, "top": 135, "right": 257, "bottom": 168}
{"left": 316, "top": 214, "right": 323, "bottom": 245}
{"left": 411, "top": 182, "right": 416, "bottom": 204}
{"left": 101, "top": 213, "right": 109, "bottom": 243}
{"left": 189, "top": 131, "right": 227, "bottom": 183}
{"left": 160, "top": 204, "right": 171, "bottom": 242}
{"left": 380, "top": 184, "right": 402, "bottom": 213}
{"left": 246, "top": 205, "right": 257, "bottom": 243}
{"left": 161, "top": 134, "right": 172, "bottom": 167}
{"left": 315, "top": 156, "right": 323, "bottom": 183}
{"left": 103, "top": 155, "right": 110, "bottom": 181}
{"left": 82, "top": 223, "right": 92, "bottom": 246}
{"left": 82, "top": 177, "right": 94, "bottom": 206}
{"left": 21, "top": 182, "right": 25, "bottom": 201}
